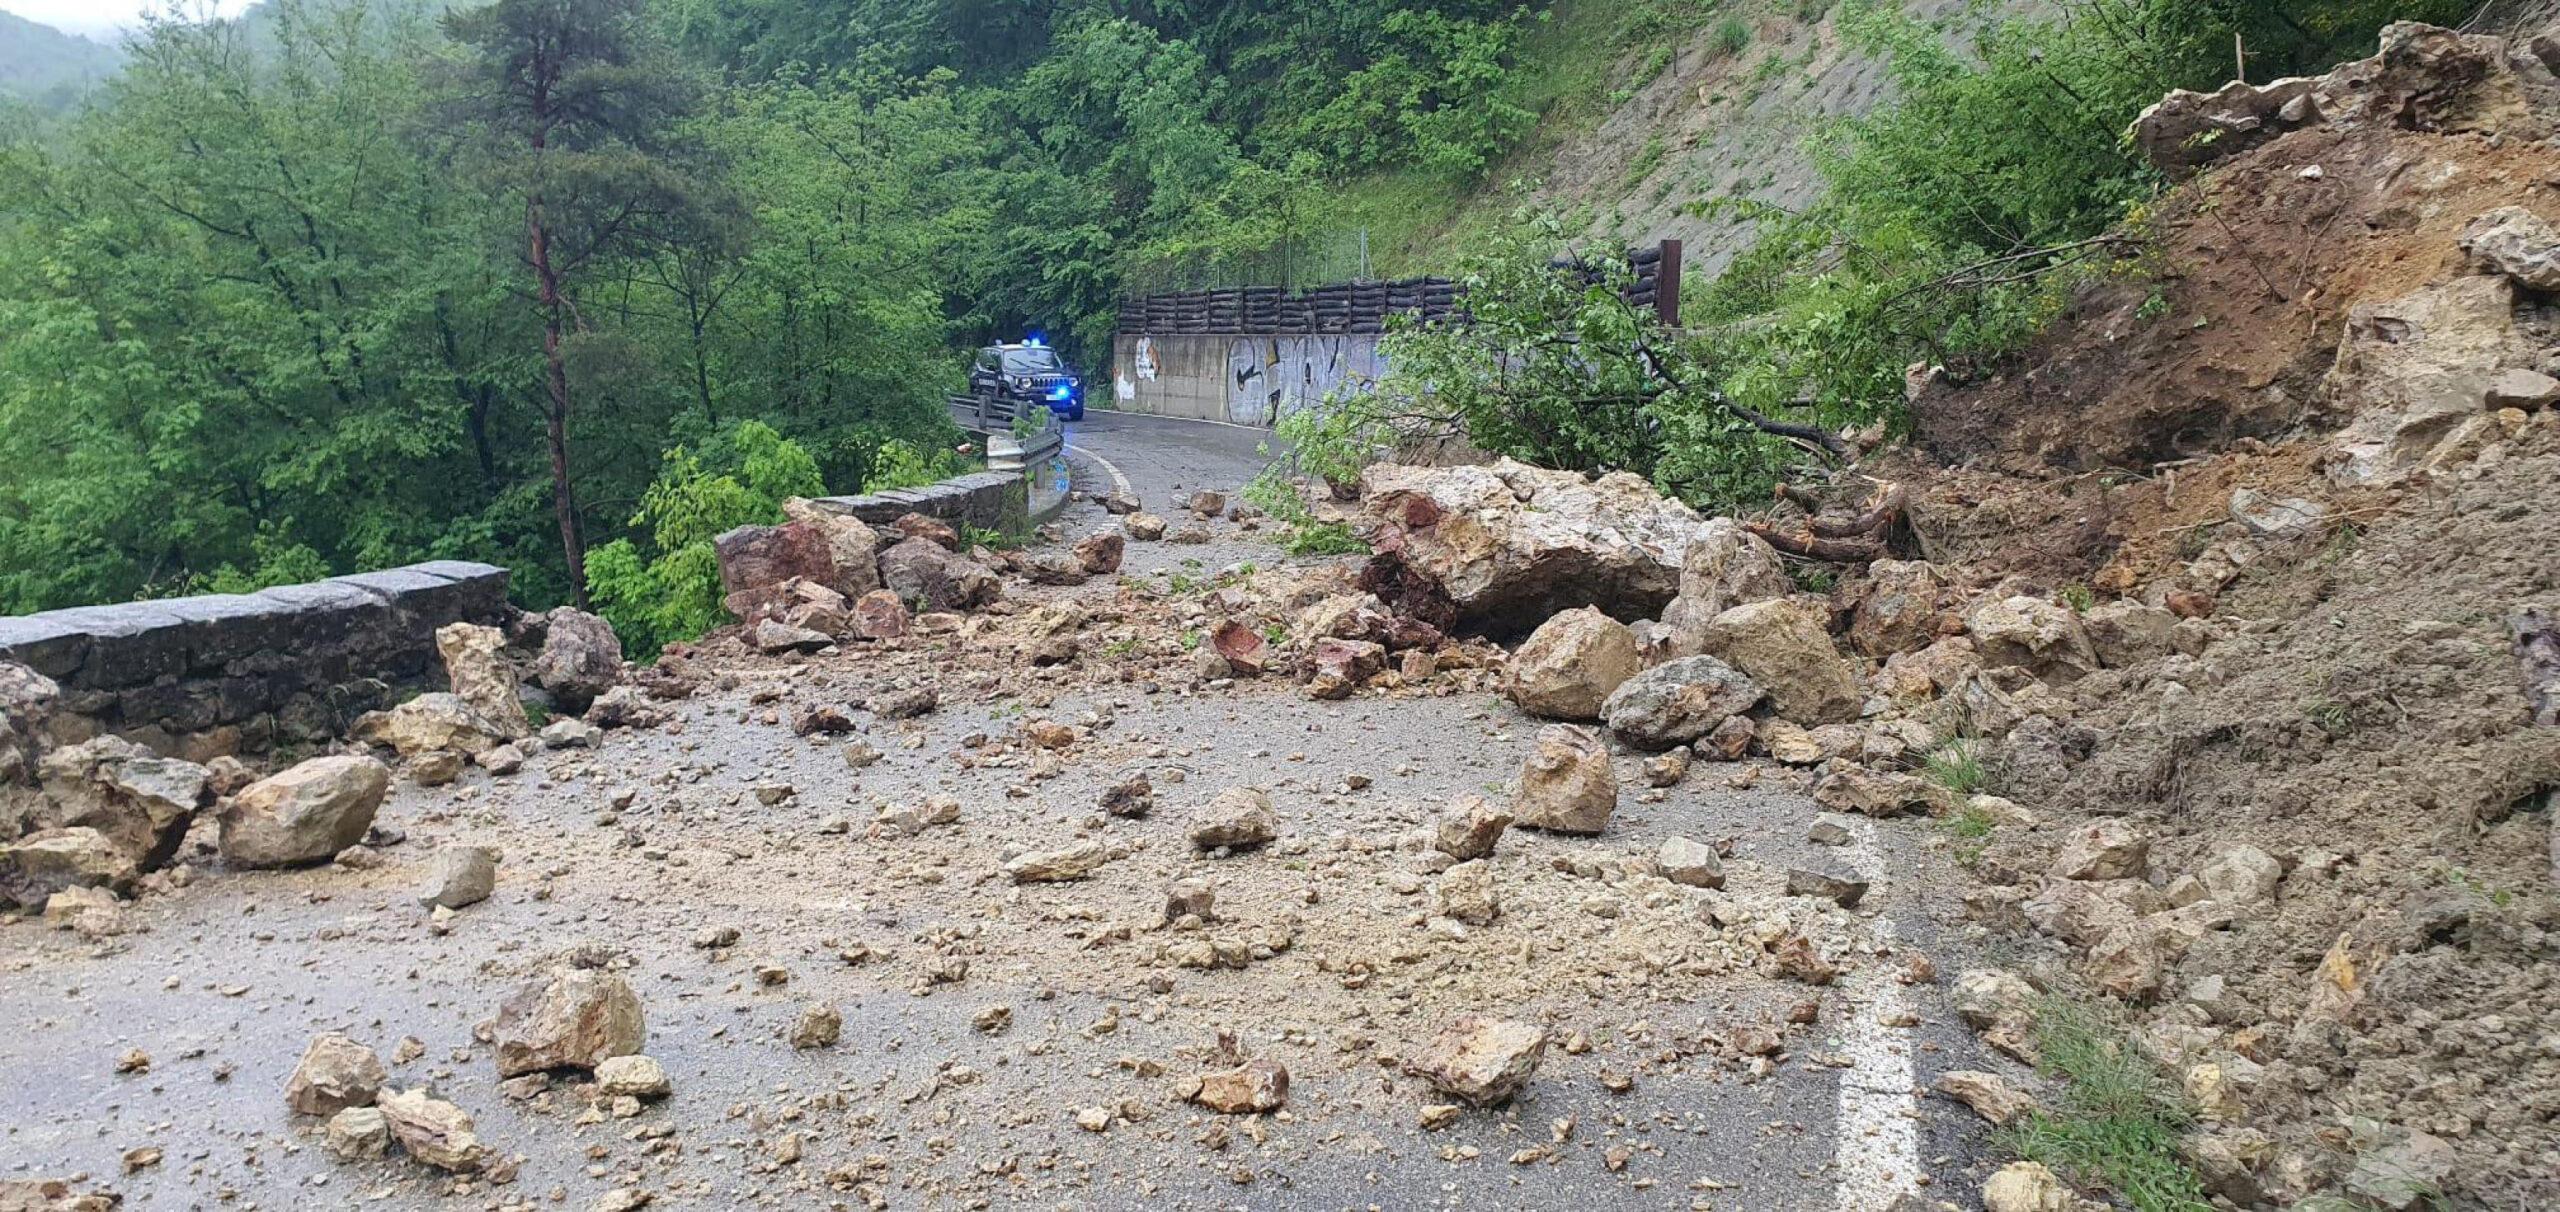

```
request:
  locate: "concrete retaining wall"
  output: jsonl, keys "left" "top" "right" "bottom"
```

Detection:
{"left": 1109, "top": 332, "right": 1384, "bottom": 426}
{"left": 0, "top": 562, "right": 511, "bottom": 760}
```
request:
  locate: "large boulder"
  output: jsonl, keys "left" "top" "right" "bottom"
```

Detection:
{"left": 353, "top": 693, "right": 506, "bottom": 758}
{"left": 1503, "top": 607, "right": 1639, "bottom": 720}
{"left": 1966, "top": 597, "right": 2098, "bottom": 683}
{"left": 435, "top": 623, "right": 531, "bottom": 739}
{"left": 779, "top": 498, "right": 884, "bottom": 597}
{"left": 1512, "top": 724, "right": 1616, "bottom": 834}
{"left": 1696, "top": 599, "right": 1860, "bottom": 724}
{"left": 494, "top": 966, "right": 646, "bottom": 1076}
{"left": 2325, "top": 275, "right": 2536, "bottom": 485}
{"left": 0, "top": 827, "right": 137, "bottom": 909}
{"left": 1846, "top": 559, "right": 1947, "bottom": 658}
{"left": 217, "top": 756, "right": 389, "bottom": 868}
{"left": 33, "top": 735, "right": 209, "bottom": 870}
{"left": 1358, "top": 459, "right": 1706, "bottom": 632}
{"left": 878, "top": 538, "right": 1001, "bottom": 613}
{"left": 1601, "top": 655, "right": 1763, "bottom": 749}
{"left": 714, "top": 521, "right": 842, "bottom": 603}
{"left": 1658, "top": 518, "right": 1794, "bottom": 656}
{"left": 533, "top": 608, "right": 622, "bottom": 711}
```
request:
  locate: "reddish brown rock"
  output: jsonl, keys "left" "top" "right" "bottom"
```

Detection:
{"left": 1210, "top": 621, "right": 1270, "bottom": 676}
{"left": 891, "top": 512, "right": 960, "bottom": 550}
{"left": 853, "top": 589, "right": 911, "bottom": 639}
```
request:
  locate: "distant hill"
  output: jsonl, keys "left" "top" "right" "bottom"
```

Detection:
{"left": 0, "top": 10, "right": 125, "bottom": 111}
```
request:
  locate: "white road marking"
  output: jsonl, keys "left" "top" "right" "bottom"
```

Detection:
{"left": 1065, "top": 441, "right": 1134, "bottom": 499}
{"left": 1831, "top": 812, "right": 1923, "bottom": 1211}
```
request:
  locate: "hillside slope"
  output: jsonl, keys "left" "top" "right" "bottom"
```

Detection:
{"left": 0, "top": 11, "right": 123, "bottom": 110}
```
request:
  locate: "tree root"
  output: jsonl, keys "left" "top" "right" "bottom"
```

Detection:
{"left": 1750, "top": 481, "right": 1907, "bottom": 564}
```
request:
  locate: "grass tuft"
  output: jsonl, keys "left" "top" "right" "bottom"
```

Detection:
{"left": 2001, "top": 998, "right": 2214, "bottom": 1212}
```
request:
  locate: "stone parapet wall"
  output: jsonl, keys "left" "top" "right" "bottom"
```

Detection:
{"left": 0, "top": 562, "right": 512, "bottom": 759}
{"left": 811, "top": 471, "right": 1035, "bottom": 533}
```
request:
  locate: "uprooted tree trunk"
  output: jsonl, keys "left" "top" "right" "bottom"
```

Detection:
{"left": 1747, "top": 481, "right": 1908, "bottom": 563}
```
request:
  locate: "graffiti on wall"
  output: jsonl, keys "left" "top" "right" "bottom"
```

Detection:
{"left": 1224, "top": 335, "right": 1386, "bottom": 426}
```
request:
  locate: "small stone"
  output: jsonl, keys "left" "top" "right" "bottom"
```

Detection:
{"left": 1785, "top": 867, "right": 1868, "bottom": 909}
{"left": 417, "top": 845, "right": 500, "bottom": 911}
{"left": 285, "top": 1033, "right": 386, "bottom": 1117}
{"left": 1162, "top": 878, "right": 1216, "bottom": 925}
{"left": 593, "top": 1054, "right": 671, "bottom": 1100}
{"left": 1934, "top": 1070, "right": 2038, "bottom": 1126}
{"left": 1433, "top": 860, "right": 1500, "bottom": 925}
{"left": 1099, "top": 773, "right": 1153, "bottom": 818}
{"left": 972, "top": 1005, "right": 1014, "bottom": 1034}
{"left": 1124, "top": 512, "right": 1168, "bottom": 540}
{"left": 1641, "top": 748, "right": 1691, "bottom": 787}
{"left": 377, "top": 1088, "right": 488, "bottom": 1172}
{"left": 1005, "top": 839, "right": 1111, "bottom": 883}
{"left": 1419, "top": 1104, "right": 1462, "bottom": 1131}
{"left": 1406, "top": 1016, "right": 1547, "bottom": 1106}
{"left": 1807, "top": 820, "right": 1852, "bottom": 846}
{"left": 1187, "top": 787, "right": 1277, "bottom": 851}
{"left": 1190, "top": 1058, "right": 1288, "bottom": 1114}
{"left": 412, "top": 750, "right": 464, "bottom": 787}
{"left": 1511, "top": 724, "right": 1616, "bottom": 835}
{"left": 2051, "top": 819, "right": 2149, "bottom": 881}
{"left": 494, "top": 967, "right": 646, "bottom": 1076}
{"left": 790, "top": 1003, "right": 842, "bottom": 1050}
{"left": 325, "top": 1106, "right": 392, "bottom": 1159}
{"left": 1074, "top": 1105, "right": 1112, "bottom": 1132}
{"left": 1432, "top": 794, "right": 1512, "bottom": 861}
{"left": 1655, "top": 836, "right": 1724, "bottom": 889}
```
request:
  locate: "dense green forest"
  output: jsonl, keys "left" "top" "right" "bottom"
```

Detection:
{"left": 0, "top": 0, "right": 1550, "bottom": 639}
{"left": 0, "top": 0, "right": 2471, "bottom": 652}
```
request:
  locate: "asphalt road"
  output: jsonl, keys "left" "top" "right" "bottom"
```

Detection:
{"left": 1059, "top": 408, "right": 1287, "bottom": 509}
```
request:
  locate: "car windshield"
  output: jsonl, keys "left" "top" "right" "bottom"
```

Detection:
{"left": 1000, "top": 347, "right": 1064, "bottom": 374}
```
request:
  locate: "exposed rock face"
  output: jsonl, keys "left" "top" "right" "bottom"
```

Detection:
{"left": 493, "top": 967, "right": 646, "bottom": 1076}
{"left": 779, "top": 498, "right": 884, "bottom": 597}
{"left": 878, "top": 538, "right": 1000, "bottom": 613}
{"left": 1512, "top": 725, "right": 1616, "bottom": 834}
{"left": 1407, "top": 1016, "right": 1547, "bottom": 1106}
{"left": 377, "top": 1088, "right": 489, "bottom": 1172}
{"left": 0, "top": 827, "right": 137, "bottom": 910}
{"left": 2133, "top": 22, "right": 2560, "bottom": 177}
{"left": 1846, "top": 559, "right": 1946, "bottom": 658}
{"left": 435, "top": 623, "right": 532, "bottom": 738}
{"left": 1187, "top": 787, "right": 1277, "bottom": 851}
{"left": 1965, "top": 597, "right": 2098, "bottom": 683}
{"left": 1600, "top": 655, "right": 1763, "bottom": 749}
{"left": 1359, "top": 459, "right": 1706, "bottom": 632}
{"left": 354, "top": 692, "right": 506, "bottom": 758}
{"left": 1696, "top": 599, "right": 1860, "bottom": 724}
{"left": 2462, "top": 204, "right": 2560, "bottom": 290}
{"left": 33, "top": 735, "right": 209, "bottom": 870}
{"left": 217, "top": 756, "right": 389, "bottom": 868}
{"left": 1503, "top": 607, "right": 1639, "bottom": 720}
{"left": 534, "top": 608, "right": 622, "bottom": 711}
{"left": 2325, "top": 275, "right": 2535, "bottom": 485}
{"left": 285, "top": 1033, "right": 385, "bottom": 1117}
{"left": 1658, "top": 518, "right": 1793, "bottom": 655}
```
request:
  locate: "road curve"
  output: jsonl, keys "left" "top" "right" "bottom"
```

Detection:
{"left": 1059, "top": 407, "right": 1286, "bottom": 509}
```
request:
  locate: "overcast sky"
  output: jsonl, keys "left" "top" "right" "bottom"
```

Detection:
{"left": 1, "top": 1, "right": 256, "bottom": 40}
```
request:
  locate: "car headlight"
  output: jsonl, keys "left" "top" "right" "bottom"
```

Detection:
{"left": 1013, "top": 376, "right": 1032, "bottom": 389}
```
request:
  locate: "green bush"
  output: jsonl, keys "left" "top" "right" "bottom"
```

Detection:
{"left": 585, "top": 421, "right": 824, "bottom": 656}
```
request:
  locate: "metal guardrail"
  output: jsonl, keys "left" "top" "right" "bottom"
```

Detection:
{"left": 948, "top": 392, "right": 1065, "bottom": 441}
